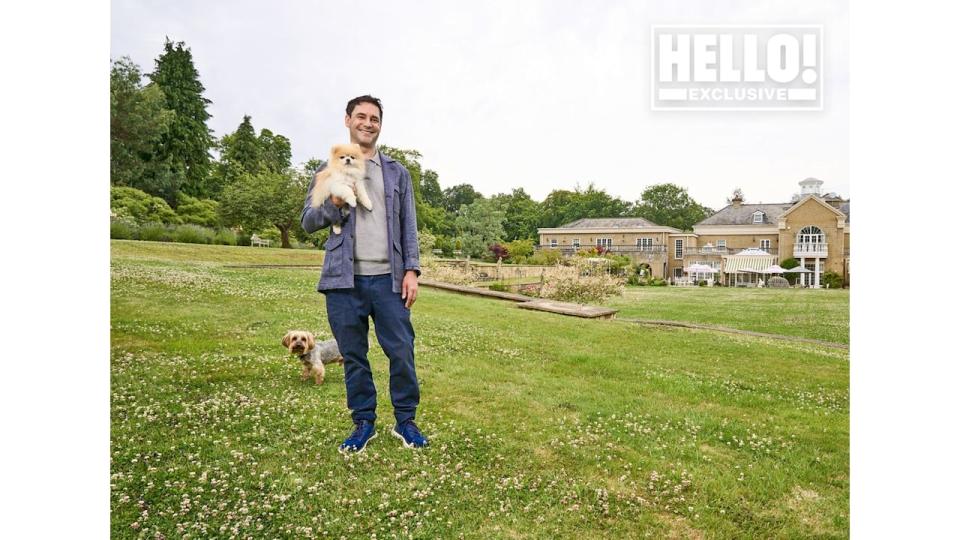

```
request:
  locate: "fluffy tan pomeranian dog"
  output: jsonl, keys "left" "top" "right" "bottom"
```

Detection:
{"left": 310, "top": 143, "right": 372, "bottom": 234}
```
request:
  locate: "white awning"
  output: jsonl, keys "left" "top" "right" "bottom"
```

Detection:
{"left": 723, "top": 253, "right": 776, "bottom": 273}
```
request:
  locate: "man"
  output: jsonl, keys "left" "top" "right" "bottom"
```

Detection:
{"left": 301, "top": 95, "right": 428, "bottom": 454}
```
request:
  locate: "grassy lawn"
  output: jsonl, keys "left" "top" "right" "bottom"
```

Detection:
{"left": 111, "top": 241, "right": 849, "bottom": 538}
{"left": 604, "top": 286, "right": 850, "bottom": 345}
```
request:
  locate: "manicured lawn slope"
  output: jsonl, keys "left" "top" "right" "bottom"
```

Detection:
{"left": 111, "top": 241, "right": 849, "bottom": 538}
{"left": 605, "top": 286, "right": 850, "bottom": 345}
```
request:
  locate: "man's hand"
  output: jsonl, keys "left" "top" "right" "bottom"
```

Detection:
{"left": 401, "top": 270, "right": 419, "bottom": 309}
{"left": 329, "top": 186, "right": 358, "bottom": 208}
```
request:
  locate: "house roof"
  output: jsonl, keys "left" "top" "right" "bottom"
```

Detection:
{"left": 840, "top": 202, "right": 850, "bottom": 223}
{"left": 558, "top": 217, "right": 661, "bottom": 228}
{"left": 697, "top": 198, "right": 851, "bottom": 226}
{"left": 696, "top": 203, "right": 793, "bottom": 226}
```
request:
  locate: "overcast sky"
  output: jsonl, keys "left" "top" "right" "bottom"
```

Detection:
{"left": 111, "top": 0, "right": 848, "bottom": 210}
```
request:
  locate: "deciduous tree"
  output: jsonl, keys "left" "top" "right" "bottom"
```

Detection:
{"left": 110, "top": 57, "right": 175, "bottom": 198}
{"left": 631, "top": 183, "right": 712, "bottom": 231}
{"left": 219, "top": 169, "right": 306, "bottom": 248}
{"left": 539, "top": 183, "right": 632, "bottom": 228}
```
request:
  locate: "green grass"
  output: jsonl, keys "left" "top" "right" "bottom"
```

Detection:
{"left": 111, "top": 241, "right": 849, "bottom": 538}
{"left": 604, "top": 286, "right": 850, "bottom": 345}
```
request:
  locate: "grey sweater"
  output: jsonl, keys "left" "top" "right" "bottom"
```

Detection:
{"left": 354, "top": 151, "right": 391, "bottom": 275}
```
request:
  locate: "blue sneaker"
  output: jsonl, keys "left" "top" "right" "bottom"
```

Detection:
{"left": 391, "top": 420, "right": 428, "bottom": 449}
{"left": 338, "top": 420, "right": 377, "bottom": 454}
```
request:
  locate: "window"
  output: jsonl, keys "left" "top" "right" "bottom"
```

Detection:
{"left": 753, "top": 211, "right": 765, "bottom": 223}
{"left": 636, "top": 238, "right": 653, "bottom": 251}
{"left": 760, "top": 239, "right": 771, "bottom": 251}
{"left": 797, "top": 226, "right": 824, "bottom": 244}
{"left": 717, "top": 239, "right": 726, "bottom": 250}
{"left": 572, "top": 238, "right": 580, "bottom": 248}
{"left": 674, "top": 239, "right": 683, "bottom": 259}
{"left": 550, "top": 239, "right": 557, "bottom": 247}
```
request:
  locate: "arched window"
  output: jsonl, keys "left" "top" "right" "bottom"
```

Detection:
{"left": 797, "top": 226, "right": 824, "bottom": 244}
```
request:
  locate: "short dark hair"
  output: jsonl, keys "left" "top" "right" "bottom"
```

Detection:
{"left": 346, "top": 95, "right": 383, "bottom": 119}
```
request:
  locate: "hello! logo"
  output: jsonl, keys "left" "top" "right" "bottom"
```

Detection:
{"left": 651, "top": 25, "right": 823, "bottom": 111}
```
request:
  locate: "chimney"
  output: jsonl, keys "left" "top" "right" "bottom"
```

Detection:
{"left": 799, "top": 177, "right": 824, "bottom": 197}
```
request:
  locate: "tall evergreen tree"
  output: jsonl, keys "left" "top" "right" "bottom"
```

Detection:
{"left": 224, "top": 115, "right": 262, "bottom": 173}
{"left": 211, "top": 115, "right": 261, "bottom": 197}
{"left": 148, "top": 38, "right": 214, "bottom": 201}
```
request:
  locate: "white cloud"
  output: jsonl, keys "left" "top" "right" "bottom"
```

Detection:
{"left": 112, "top": 0, "right": 848, "bottom": 209}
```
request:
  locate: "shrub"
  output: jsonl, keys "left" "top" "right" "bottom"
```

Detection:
{"left": 821, "top": 271, "right": 843, "bottom": 289}
{"left": 212, "top": 229, "right": 238, "bottom": 246}
{"left": 488, "top": 243, "right": 509, "bottom": 262}
{"left": 607, "top": 255, "right": 632, "bottom": 276}
{"left": 768, "top": 276, "right": 790, "bottom": 288}
{"left": 505, "top": 239, "right": 534, "bottom": 261}
{"left": 176, "top": 193, "right": 222, "bottom": 228}
{"left": 111, "top": 186, "right": 180, "bottom": 225}
{"left": 420, "top": 259, "right": 478, "bottom": 285}
{"left": 173, "top": 224, "right": 214, "bottom": 244}
{"left": 538, "top": 262, "right": 625, "bottom": 303}
{"left": 110, "top": 218, "right": 137, "bottom": 240}
{"left": 527, "top": 249, "right": 563, "bottom": 266}
{"left": 418, "top": 228, "right": 437, "bottom": 258}
{"left": 433, "top": 235, "right": 455, "bottom": 257}
{"left": 137, "top": 223, "right": 173, "bottom": 242}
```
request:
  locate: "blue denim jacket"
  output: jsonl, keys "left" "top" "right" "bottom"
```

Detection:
{"left": 300, "top": 151, "right": 420, "bottom": 294}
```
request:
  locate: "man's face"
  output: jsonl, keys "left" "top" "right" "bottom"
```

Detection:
{"left": 345, "top": 102, "right": 381, "bottom": 148}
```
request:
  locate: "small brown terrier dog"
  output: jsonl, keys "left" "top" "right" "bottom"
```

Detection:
{"left": 281, "top": 330, "right": 344, "bottom": 385}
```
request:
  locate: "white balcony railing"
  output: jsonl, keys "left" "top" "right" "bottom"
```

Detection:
{"left": 794, "top": 243, "right": 828, "bottom": 257}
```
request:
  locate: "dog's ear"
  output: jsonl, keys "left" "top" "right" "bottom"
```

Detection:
{"left": 281, "top": 331, "right": 293, "bottom": 348}
{"left": 306, "top": 333, "right": 316, "bottom": 350}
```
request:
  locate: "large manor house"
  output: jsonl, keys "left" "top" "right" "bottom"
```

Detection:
{"left": 537, "top": 179, "right": 850, "bottom": 287}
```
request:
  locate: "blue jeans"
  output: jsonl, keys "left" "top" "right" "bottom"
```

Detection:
{"left": 323, "top": 274, "right": 419, "bottom": 425}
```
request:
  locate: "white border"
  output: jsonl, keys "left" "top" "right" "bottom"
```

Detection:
{"left": 650, "top": 24, "right": 825, "bottom": 111}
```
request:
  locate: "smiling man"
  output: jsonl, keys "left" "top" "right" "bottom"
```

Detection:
{"left": 300, "top": 95, "right": 427, "bottom": 454}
